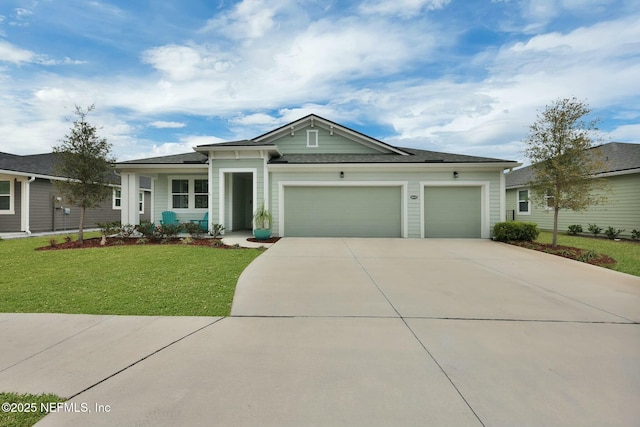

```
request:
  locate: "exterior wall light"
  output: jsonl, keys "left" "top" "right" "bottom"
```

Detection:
{"left": 453, "top": 171, "right": 459, "bottom": 179}
{"left": 340, "top": 171, "right": 344, "bottom": 179}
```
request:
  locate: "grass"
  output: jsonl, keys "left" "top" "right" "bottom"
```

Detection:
{"left": 0, "top": 233, "right": 264, "bottom": 316}
{"left": 0, "top": 392, "right": 65, "bottom": 427}
{"left": 536, "top": 231, "right": 640, "bottom": 276}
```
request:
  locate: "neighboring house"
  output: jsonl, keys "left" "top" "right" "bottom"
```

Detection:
{"left": 505, "top": 142, "right": 640, "bottom": 238}
{"left": 0, "top": 152, "right": 151, "bottom": 234}
{"left": 115, "top": 115, "right": 519, "bottom": 238}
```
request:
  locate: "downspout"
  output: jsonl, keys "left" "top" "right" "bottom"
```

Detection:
{"left": 23, "top": 176, "right": 35, "bottom": 234}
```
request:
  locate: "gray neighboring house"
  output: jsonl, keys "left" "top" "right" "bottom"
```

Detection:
{"left": 0, "top": 152, "right": 151, "bottom": 234}
{"left": 505, "top": 142, "right": 640, "bottom": 238}
{"left": 115, "top": 114, "right": 520, "bottom": 238}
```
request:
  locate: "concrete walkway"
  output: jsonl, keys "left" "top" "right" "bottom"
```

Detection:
{"left": 0, "top": 238, "right": 637, "bottom": 426}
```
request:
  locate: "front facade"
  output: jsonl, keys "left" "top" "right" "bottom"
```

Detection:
{"left": 0, "top": 152, "right": 151, "bottom": 233}
{"left": 505, "top": 142, "right": 640, "bottom": 238}
{"left": 116, "top": 115, "right": 519, "bottom": 238}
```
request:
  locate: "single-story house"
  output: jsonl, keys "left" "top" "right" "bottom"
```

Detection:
{"left": 115, "top": 114, "right": 520, "bottom": 238}
{"left": 505, "top": 142, "right": 640, "bottom": 238}
{"left": 0, "top": 152, "right": 151, "bottom": 234}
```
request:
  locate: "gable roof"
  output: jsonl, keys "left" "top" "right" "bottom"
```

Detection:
{"left": 252, "top": 114, "right": 411, "bottom": 155}
{"left": 116, "top": 114, "right": 518, "bottom": 167}
{"left": 505, "top": 142, "right": 640, "bottom": 188}
{"left": 0, "top": 152, "right": 151, "bottom": 189}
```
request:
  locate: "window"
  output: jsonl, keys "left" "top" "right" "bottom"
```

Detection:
{"left": 307, "top": 130, "right": 319, "bottom": 147}
{"left": 0, "top": 179, "right": 14, "bottom": 214}
{"left": 113, "top": 189, "right": 122, "bottom": 209}
{"left": 194, "top": 179, "right": 208, "bottom": 209}
{"left": 113, "top": 188, "right": 144, "bottom": 213}
{"left": 517, "top": 189, "right": 530, "bottom": 214}
{"left": 172, "top": 179, "right": 189, "bottom": 209}
{"left": 170, "top": 177, "right": 208, "bottom": 209}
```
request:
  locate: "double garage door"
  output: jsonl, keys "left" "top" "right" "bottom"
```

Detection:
{"left": 282, "top": 185, "right": 483, "bottom": 238}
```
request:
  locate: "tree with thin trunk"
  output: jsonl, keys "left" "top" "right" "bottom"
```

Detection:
{"left": 53, "top": 105, "right": 115, "bottom": 243}
{"left": 524, "top": 97, "right": 607, "bottom": 247}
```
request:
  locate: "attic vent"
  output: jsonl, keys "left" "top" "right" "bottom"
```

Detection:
{"left": 307, "top": 130, "right": 319, "bottom": 148}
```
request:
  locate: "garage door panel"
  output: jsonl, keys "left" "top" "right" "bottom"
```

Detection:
{"left": 284, "top": 186, "right": 402, "bottom": 237}
{"left": 424, "top": 186, "right": 481, "bottom": 238}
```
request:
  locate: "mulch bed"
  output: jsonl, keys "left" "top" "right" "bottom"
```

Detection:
{"left": 246, "top": 237, "right": 281, "bottom": 243}
{"left": 36, "top": 237, "right": 241, "bottom": 251}
{"left": 508, "top": 241, "right": 617, "bottom": 267}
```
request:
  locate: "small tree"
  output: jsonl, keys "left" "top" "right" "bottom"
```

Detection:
{"left": 53, "top": 105, "right": 115, "bottom": 243}
{"left": 524, "top": 97, "right": 607, "bottom": 247}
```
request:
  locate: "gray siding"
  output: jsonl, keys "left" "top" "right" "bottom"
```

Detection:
{"left": 273, "top": 125, "right": 383, "bottom": 154}
{"left": 30, "top": 179, "right": 121, "bottom": 232}
{"left": 0, "top": 178, "right": 21, "bottom": 232}
{"left": 508, "top": 173, "right": 640, "bottom": 238}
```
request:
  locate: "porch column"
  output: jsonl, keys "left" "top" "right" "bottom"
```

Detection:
{"left": 120, "top": 173, "right": 140, "bottom": 225}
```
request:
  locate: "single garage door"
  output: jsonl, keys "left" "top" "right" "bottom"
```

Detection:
{"left": 284, "top": 186, "right": 402, "bottom": 237}
{"left": 424, "top": 186, "right": 481, "bottom": 238}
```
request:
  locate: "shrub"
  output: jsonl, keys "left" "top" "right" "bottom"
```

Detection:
{"left": 157, "top": 223, "right": 181, "bottom": 239}
{"left": 588, "top": 223, "right": 602, "bottom": 236}
{"left": 64, "top": 235, "right": 73, "bottom": 243}
{"left": 632, "top": 230, "right": 640, "bottom": 241}
{"left": 136, "top": 221, "right": 158, "bottom": 239}
{"left": 120, "top": 224, "right": 136, "bottom": 238}
{"left": 567, "top": 224, "right": 583, "bottom": 235}
{"left": 212, "top": 223, "right": 225, "bottom": 238}
{"left": 604, "top": 226, "right": 625, "bottom": 240}
{"left": 183, "top": 222, "right": 204, "bottom": 239}
{"left": 577, "top": 250, "right": 598, "bottom": 263}
{"left": 49, "top": 238, "right": 57, "bottom": 247}
{"left": 493, "top": 222, "right": 539, "bottom": 242}
{"left": 136, "top": 237, "right": 148, "bottom": 245}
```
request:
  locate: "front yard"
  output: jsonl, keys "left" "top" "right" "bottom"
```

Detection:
{"left": 0, "top": 233, "right": 264, "bottom": 316}
{"left": 534, "top": 231, "right": 640, "bottom": 276}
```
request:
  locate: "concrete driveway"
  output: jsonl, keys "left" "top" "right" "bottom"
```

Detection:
{"left": 1, "top": 238, "right": 638, "bottom": 426}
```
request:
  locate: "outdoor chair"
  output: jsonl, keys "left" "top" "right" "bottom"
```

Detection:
{"left": 190, "top": 212, "right": 209, "bottom": 232}
{"left": 160, "top": 211, "right": 179, "bottom": 225}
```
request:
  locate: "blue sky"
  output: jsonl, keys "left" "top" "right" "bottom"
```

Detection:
{"left": 0, "top": 0, "right": 638, "bottom": 163}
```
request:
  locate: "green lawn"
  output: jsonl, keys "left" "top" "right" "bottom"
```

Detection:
{"left": 0, "top": 392, "right": 64, "bottom": 427}
{"left": 0, "top": 233, "right": 264, "bottom": 316}
{"left": 536, "top": 231, "right": 640, "bottom": 276}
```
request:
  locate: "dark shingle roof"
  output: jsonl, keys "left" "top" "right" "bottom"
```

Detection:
{"left": 269, "top": 147, "right": 517, "bottom": 165}
{"left": 505, "top": 142, "right": 640, "bottom": 188}
{"left": 118, "top": 152, "right": 208, "bottom": 165}
{"left": 0, "top": 152, "right": 151, "bottom": 189}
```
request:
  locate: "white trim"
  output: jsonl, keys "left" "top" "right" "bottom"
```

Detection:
{"left": 306, "top": 129, "right": 319, "bottom": 148}
{"left": 167, "top": 175, "right": 209, "bottom": 211}
{"left": 218, "top": 168, "right": 258, "bottom": 231}
{"left": 263, "top": 155, "right": 269, "bottom": 211}
{"left": 499, "top": 171, "right": 506, "bottom": 222}
{"left": 0, "top": 175, "right": 15, "bottom": 215}
{"left": 517, "top": 188, "right": 531, "bottom": 215}
{"left": 268, "top": 162, "right": 518, "bottom": 172}
{"left": 21, "top": 176, "right": 35, "bottom": 233}
{"left": 420, "top": 181, "right": 491, "bottom": 239}
{"left": 278, "top": 181, "right": 408, "bottom": 238}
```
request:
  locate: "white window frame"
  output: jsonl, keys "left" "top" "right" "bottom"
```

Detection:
{"left": 194, "top": 178, "right": 208, "bottom": 209}
{"left": 169, "top": 176, "right": 209, "bottom": 210}
{"left": 517, "top": 189, "right": 530, "bottom": 215}
{"left": 139, "top": 191, "right": 145, "bottom": 214}
{"left": 0, "top": 177, "right": 14, "bottom": 215}
{"left": 307, "top": 130, "right": 319, "bottom": 148}
{"left": 114, "top": 188, "right": 144, "bottom": 213}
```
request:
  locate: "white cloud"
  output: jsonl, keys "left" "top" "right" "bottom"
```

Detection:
{"left": 608, "top": 124, "right": 640, "bottom": 142}
{"left": 149, "top": 121, "right": 186, "bottom": 129}
{"left": 0, "top": 40, "right": 35, "bottom": 63}
{"left": 359, "top": 0, "right": 451, "bottom": 17}
{"left": 201, "top": 0, "right": 282, "bottom": 40}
